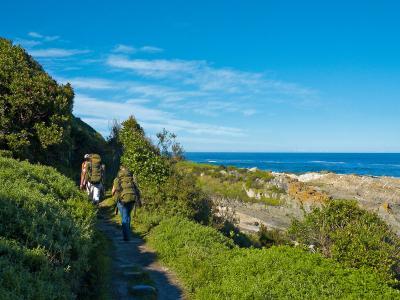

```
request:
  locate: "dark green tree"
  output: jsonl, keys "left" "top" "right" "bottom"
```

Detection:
{"left": 118, "top": 116, "right": 212, "bottom": 222}
{"left": 0, "top": 38, "right": 74, "bottom": 164}
{"left": 119, "top": 116, "right": 170, "bottom": 197}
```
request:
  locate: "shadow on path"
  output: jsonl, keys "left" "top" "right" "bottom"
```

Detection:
{"left": 97, "top": 215, "right": 184, "bottom": 300}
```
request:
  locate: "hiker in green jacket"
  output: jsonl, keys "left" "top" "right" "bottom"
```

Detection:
{"left": 112, "top": 166, "right": 142, "bottom": 241}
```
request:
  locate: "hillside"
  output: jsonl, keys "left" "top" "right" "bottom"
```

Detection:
{"left": 69, "top": 116, "right": 116, "bottom": 184}
{"left": 0, "top": 38, "right": 115, "bottom": 299}
{"left": 0, "top": 38, "right": 119, "bottom": 185}
{"left": 0, "top": 155, "right": 98, "bottom": 298}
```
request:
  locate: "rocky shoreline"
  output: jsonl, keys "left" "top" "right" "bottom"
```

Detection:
{"left": 232, "top": 169, "right": 400, "bottom": 235}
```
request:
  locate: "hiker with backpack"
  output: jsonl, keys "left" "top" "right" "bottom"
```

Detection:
{"left": 112, "top": 166, "right": 142, "bottom": 241}
{"left": 82, "top": 153, "right": 105, "bottom": 204}
{"left": 80, "top": 154, "right": 90, "bottom": 191}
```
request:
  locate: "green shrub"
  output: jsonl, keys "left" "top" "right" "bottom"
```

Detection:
{"left": 0, "top": 150, "right": 12, "bottom": 158}
{"left": 0, "top": 157, "right": 96, "bottom": 298}
{"left": 158, "top": 169, "right": 213, "bottom": 223}
{"left": 0, "top": 38, "right": 74, "bottom": 165}
{"left": 119, "top": 116, "right": 170, "bottom": 195}
{"left": 146, "top": 217, "right": 399, "bottom": 299}
{"left": 288, "top": 199, "right": 400, "bottom": 280}
{"left": 118, "top": 116, "right": 212, "bottom": 224}
{"left": 133, "top": 209, "right": 165, "bottom": 234}
{"left": 257, "top": 224, "right": 289, "bottom": 247}
{"left": 0, "top": 39, "right": 117, "bottom": 184}
{"left": 147, "top": 217, "right": 235, "bottom": 292}
{"left": 0, "top": 237, "right": 71, "bottom": 299}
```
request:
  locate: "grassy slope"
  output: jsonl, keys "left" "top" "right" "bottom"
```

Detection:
{"left": 102, "top": 161, "right": 397, "bottom": 299}
{"left": 95, "top": 196, "right": 400, "bottom": 299}
{"left": 0, "top": 156, "right": 98, "bottom": 299}
{"left": 146, "top": 217, "right": 400, "bottom": 299}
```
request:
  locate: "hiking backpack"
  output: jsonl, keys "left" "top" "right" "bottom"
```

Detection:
{"left": 87, "top": 154, "right": 102, "bottom": 184}
{"left": 117, "top": 169, "right": 138, "bottom": 204}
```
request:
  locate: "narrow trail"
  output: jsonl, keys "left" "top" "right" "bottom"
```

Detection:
{"left": 97, "top": 213, "right": 184, "bottom": 300}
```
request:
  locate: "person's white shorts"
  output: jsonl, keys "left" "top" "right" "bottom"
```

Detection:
{"left": 87, "top": 182, "right": 103, "bottom": 204}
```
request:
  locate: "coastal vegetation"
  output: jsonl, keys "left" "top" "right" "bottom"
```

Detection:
{"left": 118, "top": 117, "right": 212, "bottom": 224}
{"left": 0, "top": 39, "right": 113, "bottom": 299}
{"left": 289, "top": 200, "right": 400, "bottom": 281}
{"left": 144, "top": 217, "right": 399, "bottom": 299}
{"left": 0, "top": 38, "right": 119, "bottom": 183}
{"left": 0, "top": 155, "right": 99, "bottom": 298}
{"left": 0, "top": 38, "right": 73, "bottom": 167}
{"left": 1, "top": 38, "right": 400, "bottom": 299}
{"left": 114, "top": 116, "right": 400, "bottom": 297}
{"left": 176, "top": 160, "right": 280, "bottom": 205}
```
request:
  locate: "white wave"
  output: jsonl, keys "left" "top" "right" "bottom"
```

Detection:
{"left": 309, "top": 160, "right": 346, "bottom": 164}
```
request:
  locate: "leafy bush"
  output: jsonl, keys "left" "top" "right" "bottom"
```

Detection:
{"left": 0, "top": 238, "right": 70, "bottom": 299}
{"left": 0, "top": 149, "right": 12, "bottom": 158}
{"left": 119, "top": 116, "right": 171, "bottom": 198}
{"left": 158, "top": 169, "right": 213, "bottom": 223}
{"left": 289, "top": 199, "right": 400, "bottom": 280}
{"left": 0, "top": 156, "right": 96, "bottom": 298}
{"left": 0, "top": 39, "right": 117, "bottom": 183}
{"left": 0, "top": 38, "right": 74, "bottom": 165}
{"left": 78, "top": 230, "right": 112, "bottom": 300}
{"left": 156, "top": 128, "right": 184, "bottom": 160}
{"left": 257, "top": 224, "right": 289, "bottom": 247}
{"left": 118, "top": 116, "right": 212, "bottom": 224}
{"left": 146, "top": 217, "right": 399, "bottom": 299}
{"left": 147, "top": 217, "right": 235, "bottom": 292}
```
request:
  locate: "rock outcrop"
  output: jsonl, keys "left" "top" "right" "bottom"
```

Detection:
{"left": 220, "top": 171, "right": 400, "bottom": 235}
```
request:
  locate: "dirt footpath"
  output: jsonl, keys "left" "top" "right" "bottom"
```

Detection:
{"left": 97, "top": 215, "right": 184, "bottom": 300}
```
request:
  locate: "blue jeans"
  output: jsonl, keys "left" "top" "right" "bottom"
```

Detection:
{"left": 117, "top": 201, "right": 134, "bottom": 240}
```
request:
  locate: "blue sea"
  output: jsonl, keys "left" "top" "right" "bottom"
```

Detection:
{"left": 185, "top": 153, "right": 400, "bottom": 178}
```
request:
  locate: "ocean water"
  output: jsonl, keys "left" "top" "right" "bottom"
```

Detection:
{"left": 185, "top": 153, "right": 400, "bottom": 178}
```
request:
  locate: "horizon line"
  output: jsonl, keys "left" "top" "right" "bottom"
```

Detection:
{"left": 184, "top": 151, "right": 400, "bottom": 154}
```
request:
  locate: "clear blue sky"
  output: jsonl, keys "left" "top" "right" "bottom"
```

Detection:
{"left": 2, "top": 0, "right": 399, "bottom": 152}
